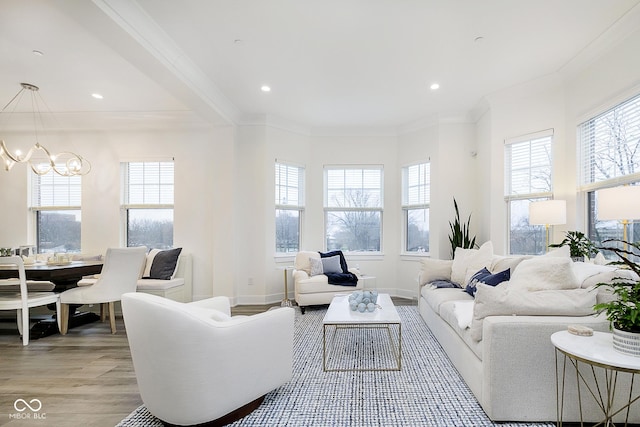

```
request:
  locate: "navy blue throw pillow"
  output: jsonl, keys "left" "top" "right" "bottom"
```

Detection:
{"left": 482, "top": 268, "right": 511, "bottom": 286}
{"left": 465, "top": 268, "right": 491, "bottom": 296}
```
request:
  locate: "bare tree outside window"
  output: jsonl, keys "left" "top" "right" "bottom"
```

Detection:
{"left": 325, "top": 168, "right": 383, "bottom": 252}
{"left": 582, "top": 94, "right": 640, "bottom": 252}
{"left": 505, "top": 133, "right": 553, "bottom": 254}
{"left": 275, "top": 162, "right": 304, "bottom": 253}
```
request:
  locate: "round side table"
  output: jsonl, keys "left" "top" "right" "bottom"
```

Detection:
{"left": 551, "top": 330, "right": 640, "bottom": 426}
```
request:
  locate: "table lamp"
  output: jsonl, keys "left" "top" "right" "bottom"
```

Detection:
{"left": 529, "top": 200, "right": 567, "bottom": 251}
{"left": 596, "top": 186, "right": 640, "bottom": 244}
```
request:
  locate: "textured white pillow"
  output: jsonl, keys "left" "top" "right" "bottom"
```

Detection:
{"left": 470, "top": 283, "right": 596, "bottom": 341}
{"left": 509, "top": 256, "right": 579, "bottom": 291}
{"left": 309, "top": 257, "right": 324, "bottom": 276}
{"left": 419, "top": 258, "right": 453, "bottom": 285}
{"left": 450, "top": 241, "right": 494, "bottom": 286}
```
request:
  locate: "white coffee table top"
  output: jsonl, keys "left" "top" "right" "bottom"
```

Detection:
{"left": 551, "top": 330, "right": 640, "bottom": 371}
{"left": 323, "top": 293, "right": 401, "bottom": 324}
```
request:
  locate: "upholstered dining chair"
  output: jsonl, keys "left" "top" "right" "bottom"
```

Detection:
{"left": 0, "top": 256, "right": 61, "bottom": 345}
{"left": 121, "top": 292, "right": 295, "bottom": 426}
{"left": 59, "top": 246, "right": 147, "bottom": 335}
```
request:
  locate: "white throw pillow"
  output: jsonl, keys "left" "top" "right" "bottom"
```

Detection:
{"left": 143, "top": 249, "right": 161, "bottom": 278}
{"left": 419, "top": 258, "right": 453, "bottom": 286}
{"left": 470, "top": 283, "right": 596, "bottom": 341}
{"left": 309, "top": 257, "right": 324, "bottom": 276}
{"left": 450, "top": 241, "right": 494, "bottom": 286}
{"left": 508, "top": 256, "right": 579, "bottom": 291}
{"left": 543, "top": 245, "right": 571, "bottom": 258}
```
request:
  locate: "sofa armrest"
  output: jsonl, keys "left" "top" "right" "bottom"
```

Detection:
{"left": 293, "top": 269, "right": 310, "bottom": 281}
{"left": 480, "top": 314, "right": 609, "bottom": 420}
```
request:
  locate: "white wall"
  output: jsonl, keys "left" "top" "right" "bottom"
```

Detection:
{"left": 1, "top": 27, "right": 639, "bottom": 305}
{"left": 0, "top": 125, "right": 233, "bottom": 301}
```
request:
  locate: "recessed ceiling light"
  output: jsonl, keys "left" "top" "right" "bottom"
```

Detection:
{"left": 32, "top": 50, "right": 44, "bottom": 56}
{"left": 91, "top": 93, "right": 103, "bottom": 99}
{"left": 261, "top": 85, "right": 271, "bottom": 92}
{"left": 430, "top": 83, "right": 440, "bottom": 90}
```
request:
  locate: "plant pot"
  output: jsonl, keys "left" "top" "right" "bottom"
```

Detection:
{"left": 612, "top": 327, "right": 640, "bottom": 357}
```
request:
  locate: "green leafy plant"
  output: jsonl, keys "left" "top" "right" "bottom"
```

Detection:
{"left": 593, "top": 239, "right": 640, "bottom": 333}
{"left": 548, "top": 231, "right": 597, "bottom": 259}
{"left": 448, "top": 198, "right": 476, "bottom": 258}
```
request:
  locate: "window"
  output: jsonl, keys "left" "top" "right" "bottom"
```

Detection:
{"left": 324, "top": 166, "right": 383, "bottom": 252}
{"left": 580, "top": 93, "right": 640, "bottom": 248}
{"left": 31, "top": 172, "right": 82, "bottom": 254}
{"left": 122, "top": 161, "right": 174, "bottom": 249}
{"left": 402, "top": 162, "right": 430, "bottom": 253}
{"left": 275, "top": 161, "right": 304, "bottom": 253}
{"left": 504, "top": 130, "right": 553, "bottom": 255}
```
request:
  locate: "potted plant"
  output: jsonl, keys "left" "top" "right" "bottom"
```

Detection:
{"left": 548, "top": 231, "right": 597, "bottom": 261}
{"left": 448, "top": 198, "right": 477, "bottom": 258}
{"left": 593, "top": 239, "right": 640, "bottom": 356}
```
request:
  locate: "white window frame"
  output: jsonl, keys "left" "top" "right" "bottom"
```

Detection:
{"left": 121, "top": 160, "right": 175, "bottom": 249}
{"left": 29, "top": 171, "right": 82, "bottom": 254}
{"left": 578, "top": 92, "right": 640, "bottom": 248}
{"left": 324, "top": 165, "right": 383, "bottom": 254}
{"left": 504, "top": 129, "right": 554, "bottom": 255}
{"left": 275, "top": 160, "right": 305, "bottom": 255}
{"left": 401, "top": 161, "right": 430, "bottom": 256}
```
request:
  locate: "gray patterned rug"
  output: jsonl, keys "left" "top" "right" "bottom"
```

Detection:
{"left": 117, "top": 306, "right": 553, "bottom": 427}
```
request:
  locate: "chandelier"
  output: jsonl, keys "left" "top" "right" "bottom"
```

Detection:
{"left": 0, "top": 83, "right": 90, "bottom": 176}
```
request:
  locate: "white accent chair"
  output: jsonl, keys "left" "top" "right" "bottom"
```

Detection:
{"left": 292, "top": 251, "right": 363, "bottom": 313}
{"left": 0, "top": 256, "right": 60, "bottom": 345}
{"left": 59, "top": 246, "right": 147, "bottom": 335}
{"left": 121, "top": 292, "right": 295, "bottom": 426}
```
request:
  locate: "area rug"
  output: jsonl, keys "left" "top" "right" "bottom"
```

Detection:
{"left": 117, "top": 306, "right": 553, "bottom": 427}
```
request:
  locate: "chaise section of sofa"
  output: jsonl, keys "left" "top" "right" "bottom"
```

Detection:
{"left": 417, "top": 243, "right": 640, "bottom": 423}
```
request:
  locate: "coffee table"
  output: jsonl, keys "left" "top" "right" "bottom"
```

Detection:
{"left": 322, "top": 293, "right": 402, "bottom": 372}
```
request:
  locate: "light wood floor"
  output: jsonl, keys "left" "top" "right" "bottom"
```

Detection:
{"left": 0, "top": 297, "right": 416, "bottom": 427}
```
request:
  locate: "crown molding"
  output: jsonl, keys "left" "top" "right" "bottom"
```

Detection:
{"left": 91, "top": 0, "right": 242, "bottom": 125}
{"left": 0, "top": 111, "right": 212, "bottom": 131}
{"left": 558, "top": 3, "right": 640, "bottom": 78}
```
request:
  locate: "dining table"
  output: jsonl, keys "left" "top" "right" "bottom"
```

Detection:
{"left": 0, "top": 259, "right": 104, "bottom": 338}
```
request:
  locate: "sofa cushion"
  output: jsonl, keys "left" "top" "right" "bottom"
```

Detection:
{"left": 509, "top": 256, "right": 578, "bottom": 291}
{"left": 136, "top": 278, "right": 185, "bottom": 291}
{"left": 421, "top": 286, "right": 472, "bottom": 315}
{"left": 450, "top": 241, "right": 493, "bottom": 286}
{"left": 470, "top": 283, "right": 597, "bottom": 341}
{"left": 419, "top": 258, "right": 453, "bottom": 286}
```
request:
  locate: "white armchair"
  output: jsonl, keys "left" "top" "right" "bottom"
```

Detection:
{"left": 293, "top": 251, "right": 363, "bottom": 313}
{"left": 121, "top": 292, "right": 294, "bottom": 426}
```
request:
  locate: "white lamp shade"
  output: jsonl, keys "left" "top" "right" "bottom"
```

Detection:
{"left": 597, "top": 186, "right": 640, "bottom": 220}
{"left": 529, "top": 200, "right": 566, "bottom": 225}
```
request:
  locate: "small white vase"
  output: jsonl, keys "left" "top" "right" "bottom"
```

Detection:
{"left": 612, "top": 327, "right": 640, "bottom": 357}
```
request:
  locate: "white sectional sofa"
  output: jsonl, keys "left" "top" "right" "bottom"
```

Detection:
{"left": 418, "top": 242, "right": 640, "bottom": 423}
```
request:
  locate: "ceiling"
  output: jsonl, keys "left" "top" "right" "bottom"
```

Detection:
{"left": 1, "top": 0, "right": 639, "bottom": 132}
